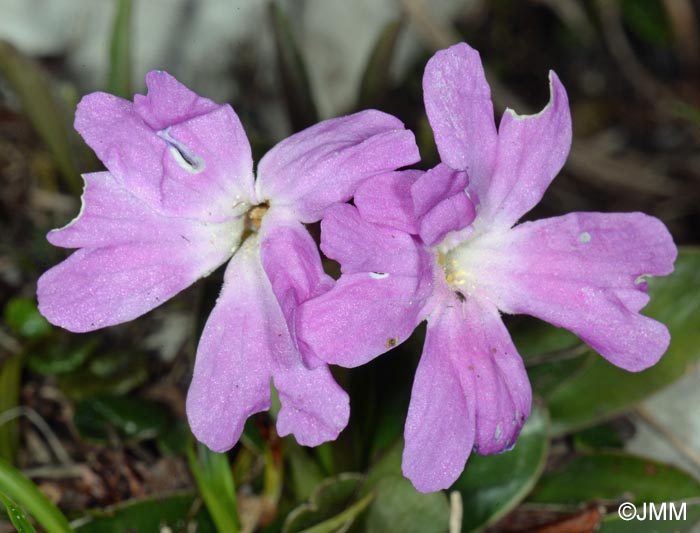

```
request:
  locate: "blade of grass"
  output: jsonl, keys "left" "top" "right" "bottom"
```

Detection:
{"left": 358, "top": 18, "right": 403, "bottom": 109}
{"left": 0, "top": 42, "right": 82, "bottom": 195}
{"left": 0, "top": 492, "right": 37, "bottom": 533}
{"left": 269, "top": 2, "right": 318, "bottom": 131}
{"left": 0, "top": 354, "right": 22, "bottom": 462}
{"left": 107, "top": 0, "right": 133, "bottom": 97}
{"left": 186, "top": 441, "right": 240, "bottom": 532}
{"left": 0, "top": 458, "right": 72, "bottom": 533}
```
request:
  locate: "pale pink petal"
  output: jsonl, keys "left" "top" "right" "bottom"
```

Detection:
{"left": 259, "top": 210, "right": 333, "bottom": 366}
{"left": 479, "top": 72, "right": 571, "bottom": 228}
{"left": 37, "top": 173, "right": 241, "bottom": 332}
{"left": 403, "top": 295, "right": 531, "bottom": 493}
{"left": 354, "top": 170, "right": 422, "bottom": 234}
{"left": 187, "top": 235, "right": 349, "bottom": 450}
{"left": 75, "top": 75, "right": 254, "bottom": 221}
{"left": 411, "top": 164, "right": 474, "bottom": 247}
{"left": 296, "top": 204, "right": 432, "bottom": 367}
{"left": 256, "top": 110, "right": 420, "bottom": 223}
{"left": 453, "top": 212, "right": 677, "bottom": 371}
{"left": 186, "top": 237, "right": 274, "bottom": 452}
{"left": 423, "top": 43, "right": 497, "bottom": 186}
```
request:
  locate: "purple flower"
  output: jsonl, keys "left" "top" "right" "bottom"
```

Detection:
{"left": 296, "top": 43, "right": 677, "bottom": 492}
{"left": 37, "top": 71, "right": 420, "bottom": 451}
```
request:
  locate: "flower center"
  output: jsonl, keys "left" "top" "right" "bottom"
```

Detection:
{"left": 245, "top": 202, "right": 270, "bottom": 232}
{"left": 437, "top": 251, "right": 468, "bottom": 290}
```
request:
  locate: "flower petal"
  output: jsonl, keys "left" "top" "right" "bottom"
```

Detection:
{"left": 354, "top": 170, "right": 422, "bottom": 234}
{"left": 453, "top": 212, "right": 677, "bottom": 371}
{"left": 256, "top": 110, "right": 420, "bottom": 223}
{"left": 411, "top": 164, "right": 474, "bottom": 247}
{"left": 423, "top": 43, "right": 497, "bottom": 186}
{"left": 186, "top": 237, "right": 274, "bottom": 452}
{"left": 259, "top": 209, "right": 334, "bottom": 366}
{"left": 75, "top": 74, "right": 254, "bottom": 221}
{"left": 38, "top": 172, "right": 241, "bottom": 332}
{"left": 274, "top": 364, "right": 350, "bottom": 447}
{"left": 187, "top": 234, "right": 349, "bottom": 450}
{"left": 402, "top": 300, "right": 475, "bottom": 493}
{"left": 133, "top": 70, "right": 220, "bottom": 130}
{"left": 479, "top": 72, "right": 571, "bottom": 228}
{"left": 297, "top": 204, "right": 432, "bottom": 367}
{"left": 402, "top": 295, "right": 531, "bottom": 492}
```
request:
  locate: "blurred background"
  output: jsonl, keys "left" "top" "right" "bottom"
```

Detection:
{"left": 1, "top": 0, "right": 699, "bottom": 531}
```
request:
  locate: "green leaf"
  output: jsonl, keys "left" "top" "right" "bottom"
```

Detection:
{"left": 0, "top": 42, "right": 82, "bottom": 194}
{"left": 0, "top": 355, "right": 22, "bottom": 462}
{"left": 57, "top": 350, "right": 148, "bottom": 400}
{"left": 364, "top": 475, "right": 449, "bottom": 533}
{"left": 0, "top": 458, "right": 71, "bottom": 533}
{"left": 452, "top": 404, "right": 550, "bottom": 531}
{"left": 269, "top": 2, "right": 318, "bottom": 131}
{"left": 74, "top": 491, "right": 215, "bottom": 532}
{"left": 286, "top": 439, "right": 325, "bottom": 501}
{"left": 73, "top": 395, "right": 168, "bottom": 442}
{"left": 546, "top": 248, "right": 700, "bottom": 435}
{"left": 358, "top": 18, "right": 403, "bottom": 108}
{"left": 572, "top": 422, "right": 626, "bottom": 451}
{"left": 3, "top": 298, "right": 51, "bottom": 340}
{"left": 107, "top": 0, "right": 132, "bottom": 98}
{"left": 186, "top": 442, "right": 240, "bottom": 533}
{"left": 529, "top": 451, "right": 700, "bottom": 505}
{"left": 27, "top": 338, "right": 97, "bottom": 376}
{"left": 0, "top": 492, "right": 37, "bottom": 533}
{"left": 283, "top": 473, "right": 368, "bottom": 533}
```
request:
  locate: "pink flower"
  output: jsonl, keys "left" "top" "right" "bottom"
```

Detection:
{"left": 37, "top": 71, "right": 420, "bottom": 451}
{"left": 297, "top": 43, "right": 677, "bottom": 491}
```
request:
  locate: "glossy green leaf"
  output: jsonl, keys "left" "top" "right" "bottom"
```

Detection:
{"left": 0, "top": 355, "right": 22, "bottom": 462}
{"left": 0, "top": 458, "right": 71, "bottom": 533}
{"left": 73, "top": 395, "right": 168, "bottom": 442}
{"left": 3, "top": 298, "right": 51, "bottom": 340}
{"left": 0, "top": 42, "right": 81, "bottom": 194}
{"left": 0, "top": 492, "right": 37, "bottom": 533}
{"left": 529, "top": 451, "right": 700, "bottom": 505}
{"left": 186, "top": 442, "right": 240, "bottom": 533}
{"left": 364, "top": 475, "right": 449, "bottom": 533}
{"left": 270, "top": 2, "right": 318, "bottom": 131}
{"left": 74, "top": 491, "right": 215, "bottom": 532}
{"left": 358, "top": 18, "right": 403, "bottom": 108}
{"left": 283, "top": 473, "right": 367, "bottom": 533}
{"left": 107, "top": 0, "right": 132, "bottom": 98}
{"left": 598, "top": 498, "right": 700, "bottom": 533}
{"left": 546, "top": 248, "right": 700, "bottom": 435}
{"left": 452, "top": 404, "right": 549, "bottom": 531}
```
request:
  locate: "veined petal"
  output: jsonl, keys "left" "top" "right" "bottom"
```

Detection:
{"left": 259, "top": 209, "right": 334, "bottom": 366}
{"left": 297, "top": 204, "right": 432, "bottom": 367}
{"left": 402, "top": 296, "right": 531, "bottom": 492}
{"left": 354, "top": 170, "right": 422, "bottom": 234}
{"left": 256, "top": 110, "right": 420, "bottom": 223}
{"left": 423, "top": 43, "right": 497, "bottom": 186}
{"left": 37, "top": 172, "right": 241, "bottom": 332}
{"left": 452, "top": 212, "right": 677, "bottom": 371}
{"left": 75, "top": 73, "right": 254, "bottom": 221}
{"left": 479, "top": 72, "right": 571, "bottom": 228}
